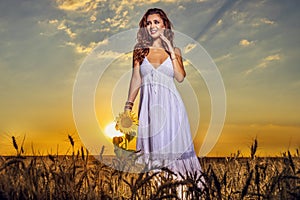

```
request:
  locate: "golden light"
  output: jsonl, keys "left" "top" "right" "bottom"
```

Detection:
{"left": 104, "top": 122, "right": 123, "bottom": 139}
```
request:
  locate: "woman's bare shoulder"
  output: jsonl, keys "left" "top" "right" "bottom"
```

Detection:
{"left": 174, "top": 47, "right": 181, "bottom": 52}
{"left": 132, "top": 51, "right": 141, "bottom": 68}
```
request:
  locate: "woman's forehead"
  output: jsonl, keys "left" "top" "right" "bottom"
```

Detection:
{"left": 146, "top": 14, "right": 162, "bottom": 21}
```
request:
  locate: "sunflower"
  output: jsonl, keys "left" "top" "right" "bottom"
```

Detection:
{"left": 115, "top": 110, "right": 138, "bottom": 135}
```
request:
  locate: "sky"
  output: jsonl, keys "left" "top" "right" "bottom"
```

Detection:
{"left": 0, "top": 0, "right": 299, "bottom": 157}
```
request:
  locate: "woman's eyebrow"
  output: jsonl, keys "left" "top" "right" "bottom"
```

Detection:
{"left": 147, "top": 19, "right": 160, "bottom": 23}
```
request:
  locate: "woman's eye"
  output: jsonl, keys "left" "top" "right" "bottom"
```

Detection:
{"left": 155, "top": 21, "right": 159, "bottom": 24}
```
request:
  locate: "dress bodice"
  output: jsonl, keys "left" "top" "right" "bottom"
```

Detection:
{"left": 140, "top": 56, "right": 174, "bottom": 79}
{"left": 139, "top": 56, "right": 176, "bottom": 95}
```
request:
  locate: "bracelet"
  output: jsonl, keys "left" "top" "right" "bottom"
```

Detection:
{"left": 124, "top": 104, "right": 133, "bottom": 109}
{"left": 124, "top": 106, "right": 132, "bottom": 111}
{"left": 125, "top": 101, "right": 134, "bottom": 106}
{"left": 171, "top": 56, "right": 177, "bottom": 60}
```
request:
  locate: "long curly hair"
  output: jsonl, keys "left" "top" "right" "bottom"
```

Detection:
{"left": 133, "top": 8, "right": 174, "bottom": 65}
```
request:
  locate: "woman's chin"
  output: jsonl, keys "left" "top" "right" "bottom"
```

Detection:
{"left": 149, "top": 34, "right": 160, "bottom": 40}
{"left": 148, "top": 31, "right": 162, "bottom": 39}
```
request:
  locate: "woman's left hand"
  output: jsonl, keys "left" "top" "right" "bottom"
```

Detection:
{"left": 159, "top": 32, "right": 174, "bottom": 53}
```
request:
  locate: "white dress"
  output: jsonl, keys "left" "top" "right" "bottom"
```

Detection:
{"left": 136, "top": 55, "right": 203, "bottom": 178}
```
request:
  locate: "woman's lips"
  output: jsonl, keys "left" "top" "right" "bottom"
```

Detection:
{"left": 150, "top": 29, "right": 158, "bottom": 34}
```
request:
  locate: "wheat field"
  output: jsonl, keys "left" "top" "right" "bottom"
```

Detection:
{"left": 0, "top": 136, "right": 299, "bottom": 200}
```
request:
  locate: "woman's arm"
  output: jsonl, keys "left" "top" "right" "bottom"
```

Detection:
{"left": 170, "top": 47, "right": 186, "bottom": 83}
{"left": 125, "top": 57, "right": 142, "bottom": 111}
{"left": 159, "top": 33, "right": 186, "bottom": 82}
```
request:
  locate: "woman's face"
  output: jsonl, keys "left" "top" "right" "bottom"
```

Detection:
{"left": 146, "top": 14, "right": 165, "bottom": 39}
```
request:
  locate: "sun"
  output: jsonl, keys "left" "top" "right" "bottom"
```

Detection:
{"left": 104, "top": 122, "right": 123, "bottom": 139}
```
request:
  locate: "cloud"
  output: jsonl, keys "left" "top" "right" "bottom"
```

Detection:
{"left": 102, "top": 3, "right": 131, "bottom": 29}
{"left": 93, "top": 27, "right": 111, "bottom": 33}
{"left": 264, "top": 54, "right": 280, "bottom": 61}
{"left": 97, "top": 38, "right": 109, "bottom": 46}
{"left": 258, "top": 54, "right": 280, "bottom": 68}
{"left": 49, "top": 19, "right": 59, "bottom": 24}
{"left": 178, "top": 5, "right": 185, "bottom": 10}
{"left": 230, "top": 10, "right": 248, "bottom": 24}
{"left": 245, "top": 53, "right": 281, "bottom": 75}
{"left": 104, "top": 16, "right": 128, "bottom": 29}
{"left": 90, "top": 15, "right": 97, "bottom": 23}
{"left": 260, "top": 18, "right": 275, "bottom": 25}
{"left": 55, "top": 0, "right": 179, "bottom": 14}
{"left": 183, "top": 43, "right": 197, "bottom": 54}
{"left": 65, "top": 28, "right": 77, "bottom": 39}
{"left": 214, "top": 53, "right": 232, "bottom": 63}
{"left": 57, "top": 20, "right": 67, "bottom": 30}
{"left": 75, "top": 42, "right": 97, "bottom": 54}
{"left": 65, "top": 38, "right": 108, "bottom": 54}
{"left": 252, "top": 17, "right": 276, "bottom": 27}
{"left": 56, "top": 20, "right": 77, "bottom": 39}
{"left": 239, "top": 39, "right": 255, "bottom": 47}
{"left": 96, "top": 50, "right": 123, "bottom": 58}
{"left": 66, "top": 41, "right": 97, "bottom": 54}
{"left": 37, "top": 19, "right": 61, "bottom": 37}
{"left": 55, "top": 0, "right": 101, "bottom": 13}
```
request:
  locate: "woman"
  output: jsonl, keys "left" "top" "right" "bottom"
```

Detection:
{"left": 125, "top": 8, "right": 203, "bottom": 179}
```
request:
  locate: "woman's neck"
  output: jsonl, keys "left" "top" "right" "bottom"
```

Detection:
{"left": 151, "top": 38, "right": 163, "bottom": 48}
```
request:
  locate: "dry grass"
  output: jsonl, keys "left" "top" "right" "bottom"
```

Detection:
{"left": 0, "top": 137, "right": 299, "bottom": 199}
